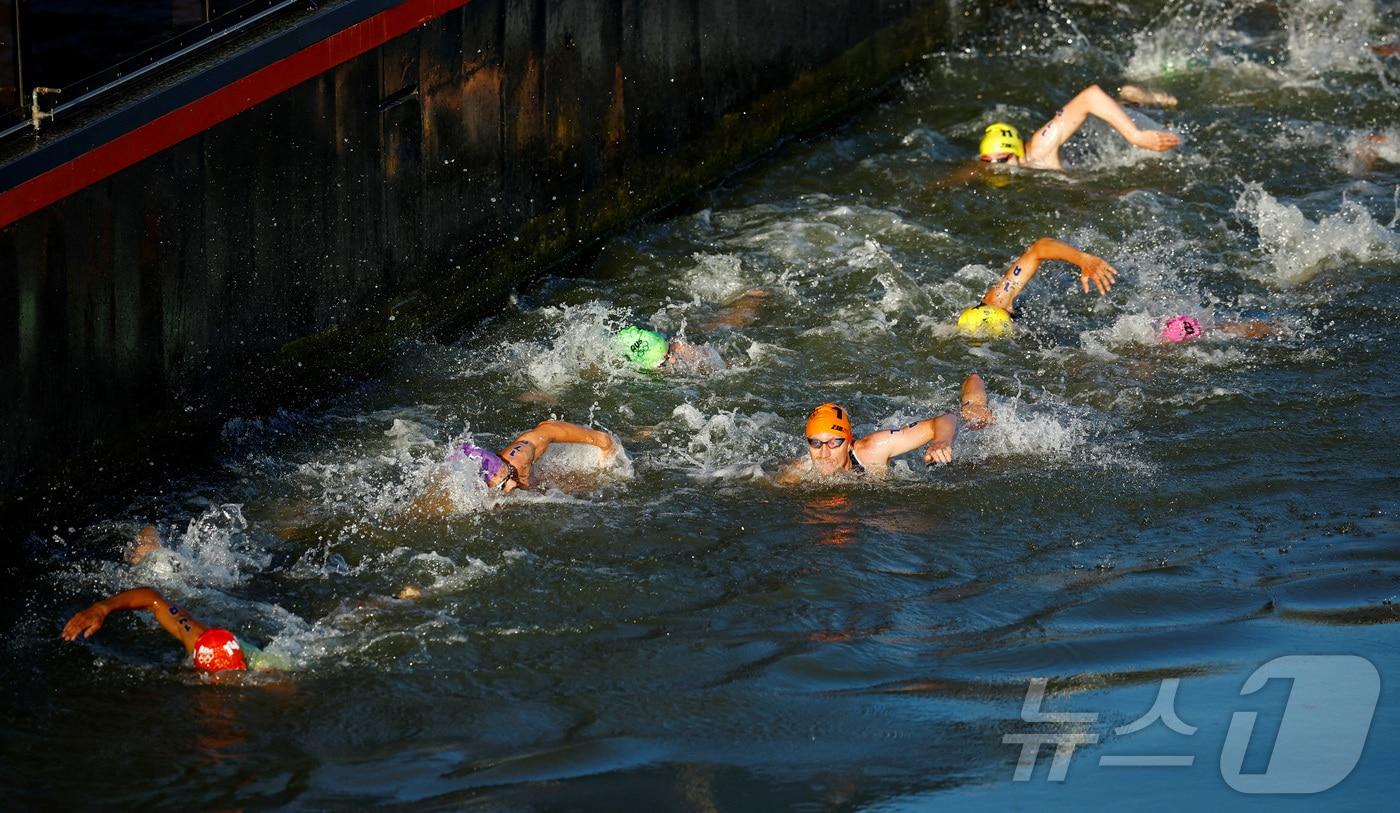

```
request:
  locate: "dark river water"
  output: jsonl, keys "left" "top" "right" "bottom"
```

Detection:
{"left": 4, "top": 0, "right": 1400, "bottom": 809}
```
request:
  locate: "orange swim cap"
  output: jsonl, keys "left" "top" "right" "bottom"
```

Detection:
{"left": 192, "top": 628, "right": 248, "bottom": 673}
{"left": 805, "top": 403, "right": 853, "bottom": 440}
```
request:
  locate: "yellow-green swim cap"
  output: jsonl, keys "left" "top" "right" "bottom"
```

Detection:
{"left": 614, "top": 326, "right": 670, "bottom": 368}
{"left": 957, "top": 305, "right": 1014, "bottom": 338}
{"left": 979, "top": 122, "right": 1025, "bottom": 161}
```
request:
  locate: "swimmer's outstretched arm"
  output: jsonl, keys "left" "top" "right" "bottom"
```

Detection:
{"left": 982, "top": 238, "right": 1119, "bottom": 312}
{"left": 1217, "top": 320, "right": 1277, "bottom": 339}
{"left": 62, "top": 587, "right": 208, "bottom": 654}
{"left": 855, "top": 414, "right": 958, "bottom": 469}
{"left": 513, "top": 420, "right": 615, "bottom": 456}
{"left": 504, "top": 420, "right": 616, "bottom": 488}
{"left": 1027, "top": 85, "right": 1180, "bottom": 167}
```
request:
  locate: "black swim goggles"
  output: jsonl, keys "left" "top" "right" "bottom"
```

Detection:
{"left": 807, "top": 437, "right": 847, "bottom": 449}
{"left": 496, "top": 459, "right": 522, "bottom": 491}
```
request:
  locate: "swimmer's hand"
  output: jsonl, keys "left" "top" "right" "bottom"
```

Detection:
{"left": 62, "top": 603, "right": 111, "bottom": 640}
{"left": 961, "top": 400, "right": 995, "bottom": 429}
{"left": 1129, "top": 129, "right": 1181, "bottom": 152}
{"left": 923, "top": 438, "right": 954, "bottom": 466}
{"left": 1079, "top": 256, "right": 1119, "bottom": 296}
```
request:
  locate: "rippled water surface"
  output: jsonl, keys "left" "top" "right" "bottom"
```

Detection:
{"left": 5, "top": 1, "right": 1400, "bottom": 808}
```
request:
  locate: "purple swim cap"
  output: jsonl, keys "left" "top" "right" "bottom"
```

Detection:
{"left": 1160, "top": 314, "right": 1203, "bottom": 344}
{"left": 457, "top": 443, "right": 506, "bottom": 484}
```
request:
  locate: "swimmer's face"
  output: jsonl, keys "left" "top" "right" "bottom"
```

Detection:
{"left": 806, "top": 432, "right": 851, "bottom": 476}
{"left": 485, "top": 464, "right": 522, "bottom": 493}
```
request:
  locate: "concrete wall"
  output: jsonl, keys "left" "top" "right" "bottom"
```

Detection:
{"left": 0, "top": 0, "right": 961, "bottom": 506}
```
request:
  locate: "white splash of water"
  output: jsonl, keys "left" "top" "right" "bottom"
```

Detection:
{"left": 1125, "top": 0, "right": 1262, "bottom": 79}
{"left": 133, "top": 504, "right": 271, "bottom": 589}
{"left": 1234, "top": 183, "right": 1399, "bottom": 286}
{"left": 1080, "top": 312, "right": 1167, "bottom": 357}
{"left": 1337, "top": 129, "right": 1400, "bottom": 174}
{"left": 490, "top": 301, "right": 637, "bottom": 394}
{"left": 681, "top": 253, "right": 750, "bottom": 303}
{"left": 1283, "top": 0, "right": 1385, "bottom": 78}
{"left": 960, "top": 399, "right": 1091, "bottom": 462}
{"left": 662, "top": 404, "right": 784, "bottom": 480}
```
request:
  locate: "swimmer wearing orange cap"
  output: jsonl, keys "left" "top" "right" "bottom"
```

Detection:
{"left": 777, "top": 374, "right": 994, "bottom": 483}
{"left": 958, "top": 238, "right": 1120, "bottom": 338}
{"left": 62, "top": 586, "right": 263, "bottom": 674}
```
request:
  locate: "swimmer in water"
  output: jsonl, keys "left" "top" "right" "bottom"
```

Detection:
{"left": 1157, "top": 314, "right": 1278, "bottom": 344}
{"left": 956, "top": 238, "right": 1119, "bottom": 338}
{"left": 932, "top": 84, "right": 1180, "bottom": 189}
{"left": 981, "top": 84, "right": 1181, "bottom": 171}
{"left": 614, "top": 291, "right": 767, "bottom": 373}
{"left": 63, "top": 586, "right": 268, "bottom": 674}
{"left": 408, "top": 419, "right": 619, "bottom": 516}
{"left": 776, "top": 374, "right": 993, "bottom": 483}
{"left": 614, "top": 326, "right": 724, "bottom": 373}
{"left": 66, "top": 525, "right": 422, "bottom": 673}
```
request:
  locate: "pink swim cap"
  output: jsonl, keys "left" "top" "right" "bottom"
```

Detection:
{"left": 1160, "top": 314, "right": 1203, "bottom": 343}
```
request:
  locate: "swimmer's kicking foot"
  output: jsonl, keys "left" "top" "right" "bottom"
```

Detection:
{"left": 776, "top": 374, "right": 993, "bottom": 483}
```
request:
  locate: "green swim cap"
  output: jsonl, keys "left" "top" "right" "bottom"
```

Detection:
{"left": 614, "top": 326, "right": 669, "bottom": 368}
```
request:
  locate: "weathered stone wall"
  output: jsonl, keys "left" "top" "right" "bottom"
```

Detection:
{"left": 0, "top": 0, "right": 961, "bottom": 505}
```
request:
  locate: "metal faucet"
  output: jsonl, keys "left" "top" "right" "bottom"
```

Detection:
{"left": 31, "top": 87, "right": 62, "bottom": 132}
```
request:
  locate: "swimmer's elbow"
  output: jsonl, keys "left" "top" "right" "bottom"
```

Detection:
{"left": 1026, "top": 237, "right": 1058, "bottom": 258}
{"left": 532, "top": 419, "right": 568, "bottom": 436}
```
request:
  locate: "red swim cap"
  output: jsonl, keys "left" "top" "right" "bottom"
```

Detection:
{"left": 192, "top": 628, "right": 248, "bottom": 673}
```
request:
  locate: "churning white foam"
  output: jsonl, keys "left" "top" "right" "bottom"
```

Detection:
{"left": 1282, "top": 0, "right": 1386, "bottom": 78}
{"left": 496, "top": 302, "right": 635, "bottom": 394}
{"left": 1234, "top": 183, "right": 1399, "bottom": 286}
{"left": 132, "top": 504, "right": 271, "bottom": 590}
{"left": 661, "top": 403, "right": 783, "bottom": 480}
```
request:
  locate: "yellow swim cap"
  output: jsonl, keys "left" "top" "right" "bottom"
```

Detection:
{"left": 979, "top": 123, "right": 1025, "bottom": 161}
{"left": 957, "top": 305, "right": 1014, "bottom": 338}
